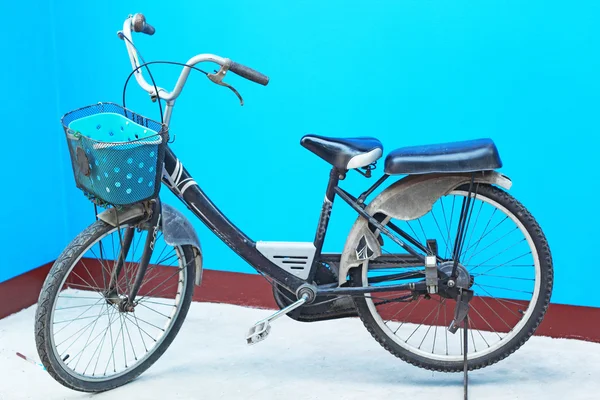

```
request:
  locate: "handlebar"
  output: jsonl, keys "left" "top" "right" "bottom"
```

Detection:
{"left": 120, "top": 13, "right": 269, "bottom": 104}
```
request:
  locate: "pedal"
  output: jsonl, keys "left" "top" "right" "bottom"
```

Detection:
{"left": 245, "top": 287, "right": 312, "bottom": 345}
{"left": 246, "top": 321, "right": 271, "bottom": 345}
{"left": 448, "top": 288, "right": 474, "bottom": 334}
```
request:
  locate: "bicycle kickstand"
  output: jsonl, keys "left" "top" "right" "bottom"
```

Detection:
{"left": 448, "top": 288, "right": 473, "bottom": 400}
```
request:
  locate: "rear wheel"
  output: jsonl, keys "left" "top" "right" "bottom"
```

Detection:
{"left": 35, "top": 218, "right": 196, "bottom": 392}
{"left": 351, "top": 184, "right": 553, "bottom": 371}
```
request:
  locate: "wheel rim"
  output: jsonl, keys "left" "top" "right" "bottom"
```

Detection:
{"left": 363, "top": 189, "right": 542, "bottom": 362}
{"left": 49, "top": 224, "right": 190, "bottom": 382}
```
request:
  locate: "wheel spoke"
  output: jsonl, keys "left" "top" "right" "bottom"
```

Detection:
{"left": 463, "top": 227, "right": 520, "bottom": 266}
{"left": 476, "top": 295, "right": 514, "bottom": 330}
{"left": 123, "top": 313, "right": 138, "bottom": 362}
{"left": 136, "top": 302, "right": 173, "bottom": 319}
{"left": 78, "top": 259, "right": 103, "bottom": 293}
{"left": 471, "top": 251, "right": 533, "bottom": 276}
{"left": 88, "top": 248, "right": 113, "bottom": 288}
{"left": 121, "top": 312, "right": 160, "bottom": 341}
{"left": 469, "top": 317, "right": 491, "bottom": 348}
{"left": 56, "top": 303, "right": 105, "bottom": 311}
{"left": 431, "top": 210, "right": 452, "bottom": 257}
{"left": 54, "top": 298, "right": 105, "bottom": 336}
{"left": 472, "top": 274, "right": 534, "bottom": 281}
{"left": 105, "top": 301, "right": 118, "bottom": 375}
{"left": 57, "top": 306, "right": 110, "bottom": 351}
{"left": 384, "top": 298, "right": 417, "bottom": 325}
{"left": 446, "top": 196, "right": 457, "bottom": 256}
{"left": 463, "top": 214, "right": 507, "bottom": 264}
{"left": 405, "top": 221, "right": 422, "bottom": 244}
{"left": 137, "top": 299, "right": 178, "bottom": 307}
{"left": 70, "top": 306, "right": 104, "bottom": 370}
{"left": 393, "top": 298, "right": 422, "bottom": 334}
{"left": 460, "top": 201, "right": 485, "bottom": 260}
{"left": 469, "top": 303, "right": 502, "bottom": 340}
{"left": 69, "top": 270, "right": 105, "bottom": 296}
{"left": 58, "top": 295, "right": 104, "bottom": 300}
{"left": 405, "top": 301, "right": 439, "bottom": 343}
{"left": 475, "top": 283, "right": 533, "bottom": 295}
{"left": 416, "top": 219, "right": 428, "bottom": 245}
{"left": 468, "top": 242, "right": 529, "bottom": 273}
{"left": 120, "top": 313, "right": 128, "bottom": 368}
{"left": 470, "top": 322, "right": 477, "bottom": 353}
{"left": 444, "top": 300, "right": 449, "bottom": 355}
{"left": 475, "top": 284, "right": 526, "bottom": 318}
{"left": 430, "top": 298, "right": 443, "bottom": 353}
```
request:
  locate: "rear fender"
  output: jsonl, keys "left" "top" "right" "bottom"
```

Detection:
{"left": 338, "top": 171, "right": 511, "bottom": 284}
{"left": 98, "top": 202, "right": 203, "bottom": 285}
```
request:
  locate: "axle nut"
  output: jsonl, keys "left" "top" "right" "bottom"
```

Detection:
{"left": 296, "top": 284, "right": 317, "bottom": 304}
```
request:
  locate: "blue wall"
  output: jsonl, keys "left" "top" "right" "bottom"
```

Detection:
{"left": 0, "top": 2, "right": 71, "bottom": 281}
{"left": 1, "top": 1, "right": 599, "bottom": 307}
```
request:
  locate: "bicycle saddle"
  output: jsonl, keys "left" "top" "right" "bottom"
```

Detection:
{"left": 301, "top": 134, "right": 383, "bottom": 170}
{"left": 384, "top": 138, "right": 502, "bottom": 175}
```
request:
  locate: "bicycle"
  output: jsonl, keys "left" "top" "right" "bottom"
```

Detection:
{"left": 34, "top": 13, "right": 553, "bottom": 392}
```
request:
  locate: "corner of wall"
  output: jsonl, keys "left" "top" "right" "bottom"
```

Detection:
{"left": 48, "top": 0, "right": 74, "bottom": 249}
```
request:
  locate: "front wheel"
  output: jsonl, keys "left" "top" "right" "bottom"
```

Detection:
{"left": 35, "top": 218, "right": 197, "bottom": 392}
{"left": 351, "top": 184, "right": 553, "bottom": 372}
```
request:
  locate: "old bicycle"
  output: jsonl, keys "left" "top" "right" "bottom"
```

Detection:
{"left": 34, "top": 13, "right": 553, "bottom": 392}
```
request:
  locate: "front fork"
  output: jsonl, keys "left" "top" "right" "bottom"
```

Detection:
{"left": 106, "top": 199, "right": 162, "bottom": 311}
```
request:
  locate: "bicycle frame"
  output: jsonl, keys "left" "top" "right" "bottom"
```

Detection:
{"left": 160, "top": 145, "right": 430, "bottom": 297}
{"left": 118, "top": 15, "right": 438, "bottom": 300}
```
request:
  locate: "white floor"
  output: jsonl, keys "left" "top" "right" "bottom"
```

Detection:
{"left": 0, "top": 301, "right": 598, "bottom": 400}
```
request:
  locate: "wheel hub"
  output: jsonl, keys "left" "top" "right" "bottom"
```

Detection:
{"left": 438, "top": 261, "right": 472, "bottom": 289}
{"left": 104, "top": 289, "right": 134, "bottom": 312}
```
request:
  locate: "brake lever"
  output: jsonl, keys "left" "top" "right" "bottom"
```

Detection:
{"left": 207, "top": 64, "right": 244, "bottom": 106}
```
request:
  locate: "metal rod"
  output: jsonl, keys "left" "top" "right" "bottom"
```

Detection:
{"left": 367, "top": 271, "right": 424, "bottom": 284}
{"left": 319, "top": 253, "right": 422, "bottom": 265}
{"left": 452, "top": 174, "right": 476, "bottom": 278}
{"left": 464, "top": 314, "right": 469, "bottom": 400}
{"left": 109, "top": 227, "right": 135, "bottom": 291}
{"left": 387, "top": 221, "right": 439, "bottom": 259}
{"left": 258, "top": 294, "right": 308, "bottom": 324}
{"left": 334, "top": 187, "right": 426, "bottom": 263}
{"left": 357, "top": 174, "right": 390, "bottom": 204}
{"left": 317, "top": 282, "right": 425, "bottom": 296}
{"left": 127, "top": 200, "right": 161, "bottom": 303}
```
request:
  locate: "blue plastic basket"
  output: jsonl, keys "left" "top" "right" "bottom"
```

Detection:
{"left": 61, "top": 103, "right": 168, "bottom": 206}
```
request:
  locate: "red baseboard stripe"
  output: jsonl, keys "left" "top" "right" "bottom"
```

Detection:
{"left": 0, "top": 262, "right": 53, "bottom": 320}
{"left": 1, "top": 263, "right": 597, "bottom": 343}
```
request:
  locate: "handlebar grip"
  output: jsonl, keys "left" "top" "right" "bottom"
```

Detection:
{"left": 142, "top": 23, "right": 155, "bottom": 35}
{"left": 132, "top": 13, "right": 155, "bottom": 36}
{"left": 229, "top": 62, "right": 269, "bottom": 86}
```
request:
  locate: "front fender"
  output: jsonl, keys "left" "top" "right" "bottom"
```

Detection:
{"left": 98, "top": 202, "right": 203, "bottom": 285}
{"left": 338, "top": 171, "right": 511, "bottom": 284}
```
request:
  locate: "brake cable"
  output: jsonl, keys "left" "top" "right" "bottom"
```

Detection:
{"left": 120, "top": 34, "right": 245, "bottom": 115}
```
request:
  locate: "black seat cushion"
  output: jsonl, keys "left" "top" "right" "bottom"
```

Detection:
{"left": 384, "top": 138, "right": 502, "bottom": 175}
{"left": 301, "top": 134, "right": 383, "bottom": 170}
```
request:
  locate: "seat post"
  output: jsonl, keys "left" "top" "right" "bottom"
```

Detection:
{"left": 308, "top": 167, "right": 341, "bottom": 282}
